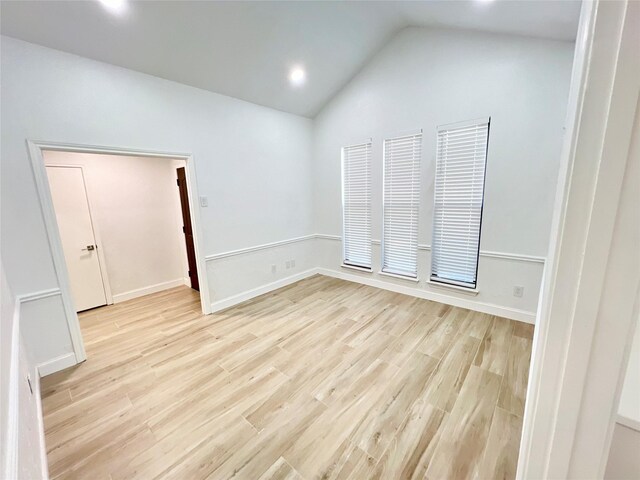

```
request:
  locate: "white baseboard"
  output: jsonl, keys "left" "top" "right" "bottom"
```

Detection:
{"left": 37, "top": 352, "right": 78, "bottom": 377}
{"left": 316, "top": 268, "right": 537, "bottom": 324}
{"left": 211, "top": 269, "right": 318, "bottom": 313}
{"left": 33, "top": 372, "right": 49, "bottom": 479}
{"left": 112, "top": 278, "right": 187, "bottom": 303}
{"left": 209, "top": 267, "right": 535, "bottom": 324}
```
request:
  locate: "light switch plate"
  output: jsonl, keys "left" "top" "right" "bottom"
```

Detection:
{"left": 199, "top": 196, "right": 208, "bottom": 207}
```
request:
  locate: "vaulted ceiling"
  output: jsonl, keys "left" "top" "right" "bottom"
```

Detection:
{"left": 0, "top": 0, "right": 581, "bottom": 117}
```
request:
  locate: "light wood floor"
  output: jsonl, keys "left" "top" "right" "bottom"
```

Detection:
{"left": 41, "top": 275, "right": 534, "bottom": 480}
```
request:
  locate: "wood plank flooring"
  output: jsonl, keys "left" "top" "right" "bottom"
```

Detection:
{"left": 41, "top": 275, "right": 534, "bottom": 480}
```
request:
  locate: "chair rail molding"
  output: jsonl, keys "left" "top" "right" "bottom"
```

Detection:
{"left": 205, "top": 233, "right": 545, "bottom": 265}
{"left": 205, "top": 234, "right": 316, "bottom": 261}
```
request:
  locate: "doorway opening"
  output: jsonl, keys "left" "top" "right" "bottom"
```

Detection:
{"left": 28, "top": 142, "right": 210, "bottom": 362}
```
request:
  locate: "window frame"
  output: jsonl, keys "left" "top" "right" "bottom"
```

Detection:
{"left": 430, "top": 117, "right": 491, "bottom": 289}
{"left": 381, "top": 130, "right": 423, "bottom": 279}
{"left": 341, "top": 140, "right": 373, "bottom": 271}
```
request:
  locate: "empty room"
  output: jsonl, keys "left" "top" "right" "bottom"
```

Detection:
{"left": 1, "top": 1, "right": 638, "bottom": 480}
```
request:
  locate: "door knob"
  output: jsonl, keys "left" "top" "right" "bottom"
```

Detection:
{"left": 82, "top": 245, "right": 95, "bottom": 251}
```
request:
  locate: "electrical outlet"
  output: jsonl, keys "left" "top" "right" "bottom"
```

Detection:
{"left": 291, "top": 259, "right": 296, "bottom": 268}
{"left": 271, "top": 264, "right": 276, "bottom": 274}
{"left": 513, "top": 286, "right": 524, "bottom": 298}
{"left": 285, "top": 260, "right": 291, "bottom": 269}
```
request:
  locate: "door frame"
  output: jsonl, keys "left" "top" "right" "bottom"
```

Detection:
{"left": 27, "top": 141, "right": 212, "bottom": 363}
{"left": 44, "top": 163, "right": 114, "bottom": 307}
{"left": 517, "top": 0, "right": 639, "bottom": 478}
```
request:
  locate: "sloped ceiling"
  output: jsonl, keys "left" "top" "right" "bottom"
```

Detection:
{"left": 0, "top": 0, "right": 581, "bottom": 117}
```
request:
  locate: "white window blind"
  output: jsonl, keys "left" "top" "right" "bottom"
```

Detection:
{"left": 431, "top": 118, "right": 490, "bottom": 288}
{"left": 342, "top": 141, "right": 372, "bottom": 269}
{"left": 382, "top": 131, "right": 422, "bottom": 278}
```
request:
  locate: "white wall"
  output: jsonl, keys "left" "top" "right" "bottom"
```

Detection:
{"left": 312, "top": 27, "right": 574, "bottom": 320}
{"left": 1, "top": 263, "right": 17, "bottom": 478}
{"left": 1, "top": 29, "right": 574, "bottom": 373}
{"left": 619, "top": 314, "right": 640, "bottom": 429}
{"left": 1, "top": 261, "right": 48, "bottom": 479}
{"left": 605, "top": 423, "right": 640, "bottom": 480}
{"left": 1, "top": 36, "right": 314, "bottom": 371}
{"left": 44, "top": 151, "right": 189, "bottom": 302}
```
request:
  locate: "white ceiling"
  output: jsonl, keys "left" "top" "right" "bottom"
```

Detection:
{"left": 0, "top": 1, "right": 581, "bottom": 118}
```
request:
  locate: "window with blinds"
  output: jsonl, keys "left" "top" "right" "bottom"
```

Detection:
{"left": 431, "top": 118, "right": 490, "bottom": 288}
{"left": 342, "top": 141, "right": 372, "bottom": 269}
{"left": 382, "top": 131, "right": 422, "bottom": 278}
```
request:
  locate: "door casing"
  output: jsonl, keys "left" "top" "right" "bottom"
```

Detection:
{"left": 27, "top": 141, "right": 212, "bottom": 364}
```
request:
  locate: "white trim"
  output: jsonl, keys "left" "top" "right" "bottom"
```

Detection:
{"left": 205, "top": 234, "right": 316, "bottom": 261}
{"left": 379, "top": 270, "right": 420, "bottom": 283}
{"left": 340, "top": 264, "right": 372, "bottom": 273}
{"left": 33, "top": 371, "right": 49, "bottom": 480}
{"left": 518, "top": 1, "right": 640, "bottom": 478}
{"left": 26, "top": 140, "right": 213, "bottom": 368}
{"left": 210, "top": 268, "right": 318, "bottom": 312}
{"left": 317, "top": 268, "right": 536, "bottom": 324}
{"left": 15, "top": 290, "right": 80, "bottom": 378}
{"left": 315, "top": 233, "right": 341, "bottom": 241}
{"left": 37, "top": 353, "right": 77, "bottom": 377}
{"left": 18, "top": 288, "right": 62, "bottom": 303}
{"left": 4, "top": 294, "right": 49, "bottom": 479}
{"left": 182, "top": 156, "right": 212, "bottom": 314}
{"left": 3, "top": 299, "right": 21, "bottom": 480}
{"left": 318, "top": 234, "right": 546, "bottom": 264}
{"left": 426, "top": 279, "right": 479, "bottom": 296}
{"left": 437, "top": 116, "right": 491, "bottom": 131}
{"left": 383, "top": 128, "right": 423, "bottom": 139}
{"left": 203, "top": 233, "right": 546, "bottom": 265}
{"left": 617, "top": 415, "right": 640, "bottom": 433}
{"left": 478, "top": 250, "right": 546, "bottom": 264}
{"left": 208, "top": 268, "right": 534, "bottom": 323}
{"left": 344, "top": 138, "right": 373, "bottom": 148}
{"left": 27, "top": 140, "right": 86, "bottom": 362}
{"left": 112, "top": 278, "right": 188, "bottom": 303}
{"left": 31, "top": 141, "right": 193, "bottom": 159}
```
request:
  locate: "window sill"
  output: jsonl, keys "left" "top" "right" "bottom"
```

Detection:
{"left": 341, "top": 263, "right": 372, "bottom": 273}
{"left": 379, "top": 270, "right": 420, "bottom": 282}
{"left": 426, "top": 279, "right": 479, "bottom": 296}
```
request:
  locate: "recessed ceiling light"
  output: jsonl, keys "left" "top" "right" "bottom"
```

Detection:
{"left": 289, "top": 67, "right": 306, "bottom": 87}
{"left": 98, "top": 0, "right": 128, "bottom": 15}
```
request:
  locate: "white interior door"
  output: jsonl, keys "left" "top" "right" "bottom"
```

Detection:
{"left": 46, "top": 166, "right": 107, "bottom": 311}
